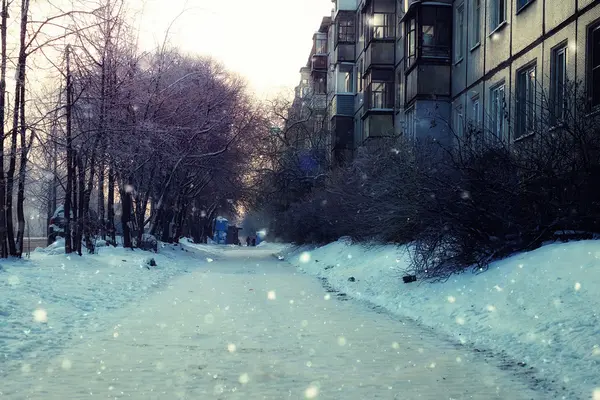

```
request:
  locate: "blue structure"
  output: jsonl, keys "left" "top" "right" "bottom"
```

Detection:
{"left": 213, "top": 216, "right": 228, "bottom": 245}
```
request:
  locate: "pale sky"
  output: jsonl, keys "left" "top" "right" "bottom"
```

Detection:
{"left": 135, "top": 0, "right": 333, "bottom": 97}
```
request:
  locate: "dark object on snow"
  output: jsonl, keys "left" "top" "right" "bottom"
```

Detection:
{"left": 226, "top": 226, "right": 242, "bottom": 245}
{"left": 147, "top": 258, "right": 157, "bottom": 267}
{"left": 348, "top": 276, "right": 356, "bottom": 282}
{"left": 246, "top": 236, "right": 251, "bottom": 246}
{"left": 403, "top": 275, "right": 417, "bottom": 283}
{"left": 251, "top": 238, "right": 256, "bottom": 246}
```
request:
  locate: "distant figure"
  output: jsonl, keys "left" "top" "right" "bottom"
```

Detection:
{"left": 251, "top": 238, "right": 256, "bottom": 247}
{"left": 246, "top": 236, "right": 251, "bottom": 247}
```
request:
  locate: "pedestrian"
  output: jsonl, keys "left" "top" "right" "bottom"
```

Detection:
{"left": 246, "top": 236, "right": 251, "bottom": 247}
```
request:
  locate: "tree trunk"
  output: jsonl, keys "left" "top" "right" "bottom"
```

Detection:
{"left": 98, "top": 156, "right": 105, "bottom": 240}
{"left": 121, "top": 179, "right": 133, "bottom": 248}
{"left": 76, "top": 153, "right": 85, "bottom": 255}
{"left": 6, "top": 0, "right": 30, "bottom": 256}
{"left": 64, "top": 46, "right": 74, "bottom": 254}
{"left": 15, "top": 83, "right": 27, "bottom": 257}
{"left": 0, "top": 0, "right": 9, "bottom": 258}
{"left": 107, "top": 166, "right": 115, "bottom": 245}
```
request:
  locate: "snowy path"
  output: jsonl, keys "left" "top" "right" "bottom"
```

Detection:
{"left": 2, "top": 247, "right": 543, "bottom": 399}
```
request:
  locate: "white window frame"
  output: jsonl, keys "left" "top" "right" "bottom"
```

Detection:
{"left": 516, "top": 64, "right": 537, "bottom": 138}
{"left": 550, "top": 45, "right": 568, "bottom": 125}
{"left": 455, "top": 3, "right": 465, "bottom": 62}
{"left": 472, "top": 97, "right": 481, "bottom": 127}
{"left": 455, "top": 105, "right": 464, "bottom": 137}
{"left": 490, "top": 0, "right": 506, "bottom": 32}
{"left": 471, "top": 0, "right": 481, "bottom": 48}
{"left": 490, "top": 83, "right": 505, "bottom": 141}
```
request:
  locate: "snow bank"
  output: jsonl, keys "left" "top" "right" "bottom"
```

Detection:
{"left": 285, "top": 239, "right": 600, "bottom": 399}
{"left": 0, "top": 242, "right": 216, "bottom": 368}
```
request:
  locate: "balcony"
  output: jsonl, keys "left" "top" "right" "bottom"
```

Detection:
{"left": 311, "top": 54, "right": 327, "bottom": 72}
{"left": 336, "top": 43, "right": 355, "bottom": 63}
{"left": 364, "top": 82, "right": 394, "bottom": 111}
{"left": 330, "top": 94, "right": 355, "bottom": 118}
{"left": 364, "top": 41, "right": 395, "bottom": 70}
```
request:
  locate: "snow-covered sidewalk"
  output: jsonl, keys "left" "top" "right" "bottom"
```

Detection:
{"left": 1, "top": 246, "right": 542, "bottom": 399}
{"left": 0, "top": 240, "right": 218, "bottom": 372}
{"left": 284, "top": 239, "right": 600, "bottom": 400}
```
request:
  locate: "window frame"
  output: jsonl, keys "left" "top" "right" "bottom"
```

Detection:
{"left": 405, "top": 16, "right": 417, "bottom": 68}
{"left": 421, "top": 6, "right": 452, "bottom": 60}
{"left": 315, "top": 37, "right": 327, "bottom": 55}
{"left": 370, "top": 13, "right": 395, "bottom": 40}
{"left": 472, "top": 97, "right": 481, "bottom": 127}
{"left": 516, "top": 0, "right": 534, "bottom": 13}
{"left": 515, "top": 63, "right": 537, "bottom": 138}
{"left": 550, "top": 43, "right": 568, "bottom": 125}
{"left": 490, "top": 83, "right": 506, "bottom": 141}
{"left": 490, "top": 0, "right": 506, "bottom": 32}
{"left": 471, "top": 0, "right": 481, "bottom": 49}
{"left": 396, "top": 71, "right": 403, "bottom": 109}
{"left": 344, "top": 70, "right": 354, "bottom": 93}
{"left": 455, "top": 105, "right": 465, "bottom": 137}
{"left": 588, "top": 22, "right": 600, "bottom": 110}
{"left": 368, "top": 81, "right": 394, "bottom": 109}
{"left": 455, "top": 3, "right": 465, "bottom": 62}
{"left": 337, "top": 18, "right": 356, "bottom": 44}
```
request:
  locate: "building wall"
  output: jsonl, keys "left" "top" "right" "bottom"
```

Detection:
{"left": 293, "top": 0, "right": 600, "bottom": 160}
{"left": 451, "top": 0, "right": 600, "bottom": 142}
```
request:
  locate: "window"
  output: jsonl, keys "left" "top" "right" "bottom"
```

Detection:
{"left": 314, "top": 76, "right": 326, "bottom": 94}
{"left": 491, "top": 0, "right": 506, "bottom": 31}
{"left": 359, "top": 11, "right": 365, "bottom": 41}
{"left": 471, "top": 0, "right": 481, "bottom": 48}
{"left": 405, "top": 107, "right": 416, "bottom": 138}
{"left": 370, "top": 13, "right": 394, "bottom": 40}
{"left": 589, "top": 23, "right": 600, "bottom": 109}
{"left": 516, "top": 0, "right": 533, "bottom": 12}
{"left": 421, "top": 7, "right": 452, "bottom": 59}
{"left": 516, "top": 64, "right": 537, "bottom": 137}
{"left": 366, "top": 69, "right": 394, "bottom": 109}
{"left": 550, "top": 45, "right": 567, "bottom": 124}
{"left": 344, "top": 70, "right": 354, "bottom": 92}
{"left": 338, "top": 19, "right": 355, "bottom": 43}
{"left": 315, "top": 37, "right": 327, "bottom": 54}
{"left": 370, "top": 82, "right": 394, "bottom": 108}
{"left": 455, "top": 4, "right": 464, "bottom": 61}
{"left": 455, "top": 105, "right": 464, "bottom": 136}
{"left": 396, "top": 71, "right": 403, "bottom": 108}
{"left": 472, "top": 97, "right": 481, "bottom": 127}
{"left": 357, "top": 59, "right": 364, "bottom": 92}
{"left": 405, "top": 17, "right": 417, "bottom": 68}
{"left": 490, "top": 83, "right": 505, "bottom": 139}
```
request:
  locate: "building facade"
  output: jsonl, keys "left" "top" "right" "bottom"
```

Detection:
{"left": 294, "top": 0, "right": 600, "bottom": 163}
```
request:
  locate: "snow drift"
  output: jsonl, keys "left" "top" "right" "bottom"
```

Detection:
{"left": 285, "top": 239, "right": 600, "bottom": 399}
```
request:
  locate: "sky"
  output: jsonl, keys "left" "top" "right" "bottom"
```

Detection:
{"left": 135, "top": 0, "right": 333, "bottom": 98}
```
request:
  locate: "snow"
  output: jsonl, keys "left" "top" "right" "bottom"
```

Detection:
{"left": 1, "top": 246, "right": 543, "bottom": 399}
{"left": 284, "top": 239, "right": 600, "bottom": 399}
{"left": 0, "top": 240, "right": 218, "bottom": 371}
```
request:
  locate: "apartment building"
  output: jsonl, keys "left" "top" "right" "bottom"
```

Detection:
{"left": 294, "top": 0, "right": 600, "bottom": 162}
